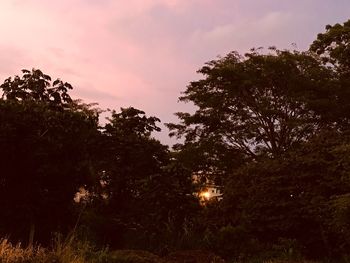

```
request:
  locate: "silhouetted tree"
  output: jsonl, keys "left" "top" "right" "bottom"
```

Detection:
{"left": 168, "top": 28, "right": 350, "bottom": 259}
{"left": 167, "top": 49, "right": 336, "bottom": 186}
{"left": 311, "top": 19, "right": 350, "bottom": 72}
{"left": 223, "top": 130, "right": 350, "bottom": 258}
{"left": 0, "top": 69, "right": 99, "bottom": 244}
{"left": 85, "top": 107, "right": 197, "bottom": 250}
{"left": 310, "top": 19, "right": 350, "bottom": 128}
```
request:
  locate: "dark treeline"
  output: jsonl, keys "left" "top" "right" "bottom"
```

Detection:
{"left": 1, "top": 20, "right": 350, "bottom": 261}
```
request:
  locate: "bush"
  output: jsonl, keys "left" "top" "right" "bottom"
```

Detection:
{"left": 103, "top": 250, "right": 165, "bottom": 263}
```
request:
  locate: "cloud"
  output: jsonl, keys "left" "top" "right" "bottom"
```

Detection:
{"left": 188, "top": 11, "right": 297, "bottom": 60}
{"left": 1, "top": 0, "right": 350, "bottom": 145}
{"left": 0, "top": 45, "right": 27, "bottom": 76}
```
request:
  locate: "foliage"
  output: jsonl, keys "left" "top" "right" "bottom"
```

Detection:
{"left": 168, "top": 49, "right": 335, "bottom": 158}
{"left": 310, "top": 19, "right": 350, "bottom": 71}
{"left": 310, "top": 20, "right": 350, "bottom": 127}
{"left": 106, "top": 250, "right": 165, "bottom": 263}
{"left": 166, "top": 49, "right": 339, "bottom": 188}
{"left": 167, "top": 19, "right": 350, "bottom": 261}
{"left": 1, "top": 69, "right": 73, "bottom": 107}
{"left": 0, "top": 69, "right": 100, "bottom": 244}
{"left": 0, "top": 235, "right": 109, "bottom": 263}
{"left": 165, "top": 250, "right": 225, "bottom": 263}
{"left": 81, "top": 107, "right": 198, "bottom": 250}
{"left": 2, "top": 18, "right": 350, "bottom": 262}
{"left": 221, "top": 130, "right": 350, "bottom": 259}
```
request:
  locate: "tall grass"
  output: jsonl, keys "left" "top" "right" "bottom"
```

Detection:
{"left": 0, "top": 235, "right": 166, "bottom": 263}
{"left": 0, "top": 234, "right": 109, "bottom": 263}
{"left": 0, "top": 238, "right": 46, "bottom": 263}
{"left": 0, "top": 234, "right": 327, "bottom": 263}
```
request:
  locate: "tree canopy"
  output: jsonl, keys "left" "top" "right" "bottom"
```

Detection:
{"left": 2, "top": 18, "right": 350, "bottom": 262}
{"left": 1, "top": 69, "right": 73, "bottom": 107}
{"left": 311, "top": 19, "right": 350, "bottom": 72}
{"left": 166, "top": 19, "right": 350, "bottom": 260}
{"left": 0, "top": 69, "right": 99, "bottom": 243}
{"left": 166, "top": 49, "right": 338, "bottom": 185}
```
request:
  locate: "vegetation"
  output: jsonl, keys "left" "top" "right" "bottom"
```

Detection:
{"left": 0, "top": 236, "right": 168, "bottom": 263}
{"left": 1, "top": 19, "right": 350, "bottom": 262}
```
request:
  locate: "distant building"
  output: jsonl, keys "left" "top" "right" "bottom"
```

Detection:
{"left": 199, "top": 184, "right": 223, "bottom": 201}
{"left": 192, "top": 172, "right": 223, "bottom": 202}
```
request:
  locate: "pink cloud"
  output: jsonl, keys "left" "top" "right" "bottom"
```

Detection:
{"left": 1, "top": 0, "right": 350, "bottom": 144}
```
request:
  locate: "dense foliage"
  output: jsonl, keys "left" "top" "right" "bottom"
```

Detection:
{"left": 1, "top": 19, "right": 350, "bottom": 262}
{"left": 0, "top": 69, "right": 99, "bottom": 243}
{"left": 167, "top": 19, "right": 350, "bottom": 260}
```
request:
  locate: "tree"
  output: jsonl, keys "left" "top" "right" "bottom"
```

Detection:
{"left": 1, "top": 69, "right": 73, "bottom": 107}
{"left": 167, "top": 49, "right": 335, "bottom": 183}
{"left": 0, "top": 69, "right": 99, "bottom": 244}
{"left": 310, "top": 20, "right": 350, "bottom": 127}
{"left": 310, "top": 19, "right": 350, "bottom": 72}
{"left": 97, "top": 107, "right": 168, "bottom": 208}
{"left": 86, "top": 107, "right": 197, "bottom": 249}
{"left": 223, "top": 130, "right": 350, "bottom": 258}
{"left": 167, "top": 43, "right": 350, "bottom": 260}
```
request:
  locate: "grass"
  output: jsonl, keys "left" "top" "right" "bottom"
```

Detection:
{"left": 0, "top": 235, "right": 327, "bottom": 263}
{"left": 0, "top": 238, "right": 46, "bottom": 263}
{"left": 0, "top": 234, "right": 109, "bottom": 263}
{"left": 0, "top": 235, "right": 166, "bottom": 263}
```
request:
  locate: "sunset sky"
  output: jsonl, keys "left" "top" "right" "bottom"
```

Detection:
{"left": 1, "top": 0, "right": 350, "bottom": 144}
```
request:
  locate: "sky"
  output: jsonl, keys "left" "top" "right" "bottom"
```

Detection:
{"left": 1, "top": 0, "right": 350, "bottom": 144}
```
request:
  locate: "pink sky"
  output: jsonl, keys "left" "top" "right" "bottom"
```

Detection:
{"left": 1, "top": 0, "right": 350, "bottom": 144}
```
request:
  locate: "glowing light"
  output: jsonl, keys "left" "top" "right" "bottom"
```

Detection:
{"left": 200, "top": 191, "right": 211, "bottom": 200}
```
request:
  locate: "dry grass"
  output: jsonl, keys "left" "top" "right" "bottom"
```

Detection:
{"left": 0, "top": 236, "right": 166, "bottom": 263}
{"left": 0, "top": 238, "right": 46, "bottom": 263}
{"left": 0, "top": 235, "right": 108, "bottom": 263}
{"left": 0, "top": 237, "right": 328, "bottom": 263}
